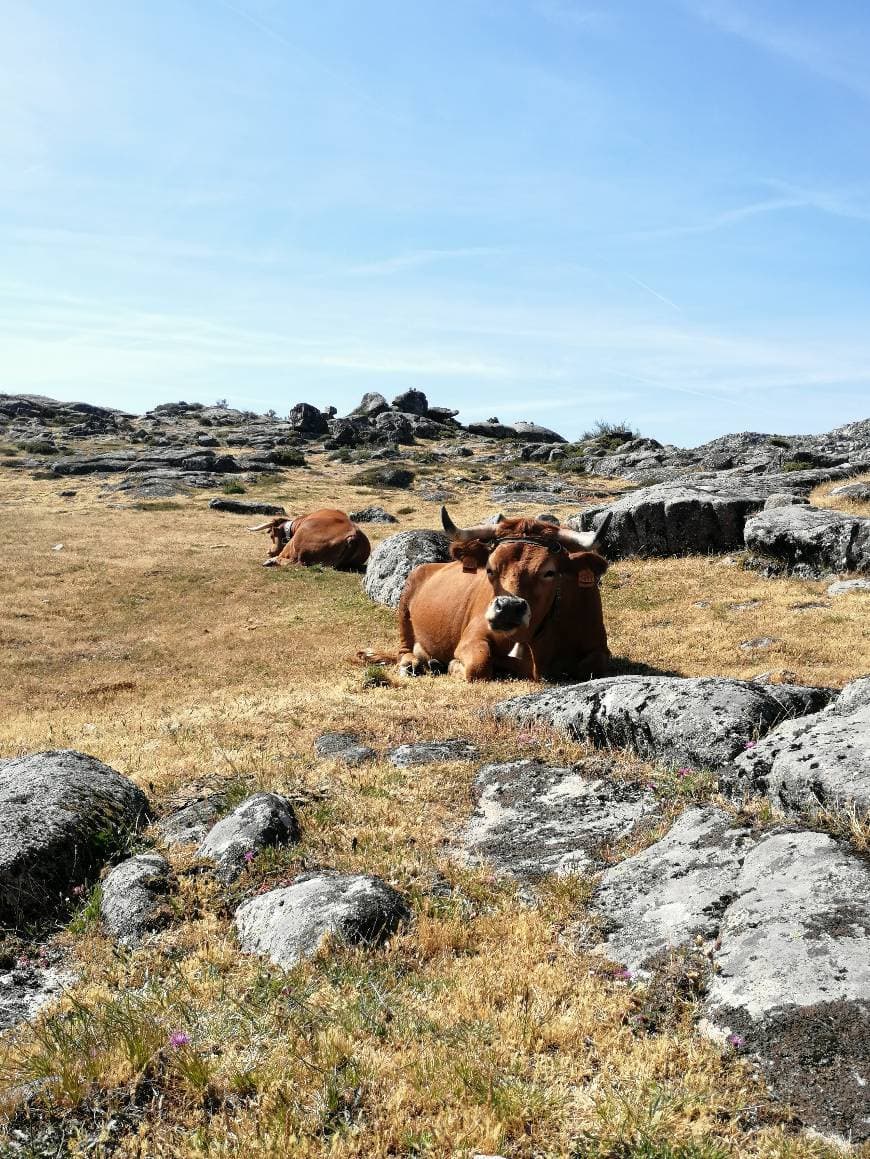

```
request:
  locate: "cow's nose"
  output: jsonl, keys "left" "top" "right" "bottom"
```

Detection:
{"left": 485, "top": 595, "right": 530, "bottom": 631}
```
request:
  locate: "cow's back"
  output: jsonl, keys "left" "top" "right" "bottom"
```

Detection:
{"left": 290, "top": 509, "right": 370, "bottom": 568}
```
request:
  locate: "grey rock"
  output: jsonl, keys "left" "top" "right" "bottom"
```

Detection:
{"left": 0, "top": 750, "right": 150, "bottom": 926}
{"left": 764, "top": 492, "right": 809, "bottom": 509}
{"left": 705, "top": 831, "right": 870, "bottom": 1142}
{"left": 827, "top": 578, "right": 870, "bottom": 596}
{"left": 0, "top": 959, "right": 74, "bottom": 1031}
{"left": 391, "top": 389, "right": 428, "bottom": 416}
{"left": 352, "top": 466, "right": 414, "bottom": 489}
{"left": 373, "top": 412, "right": 415, "bottom": 445}
{"left": 732, "top": 676, "right": 870, "bottom": 816}
{"left": 208, "top": 498, "right": 286, "bottom": 515}
{"left": 315, "top": 732, "right": 376, "bottom": 766}
{"left": 235, "top": 873, "right": 411, "bottom": 968}
{"left": 197, "top": 793, "right": 300, "bottom": 882}
{"left": 388, "top": 739, "right": 479, "bottom": 767}
{"left": 348, "top": 505, "right": 398, "bottom": 524}
{"left": 739, "top": 636, "right": 779, "bottom": 650}
{"left": 461, "top": 760, "right": 660, "bottom": 879}
{"left": 829, "top": 481, "right": 870, "bottom": 502}
{"left": 363, "top": 529, "right": 451, "bottom": 607}
{"left": 593, "top": 807, "right": 757, "bottom": 971}
{"left": 569, "top": 481, "right": 769, "bottom": 558}
{"left": 349, "top": 391, "right": 389, "bottom": 419}
{"left": 154, "top": 795, "right": 225, "bottom": 846}
{"left": 743, "top": 505, "right": 870, "bottom": 577}
{"left": 466, "top": 421, "right": 518, "bottom": 440}
{"left": 495, "top": 676, "right": 833, "bottom": 774}
{"left": 510, "top": 421, "right": 566, "bottom": 443}
{"left": 426, "top": 406, "right": 460, "bottom": 425}
{"left": 100, "top": 852, "right": 171, "bottom": 945}
{"left": 288, "top": 402, "right": 328, "bottom": 436}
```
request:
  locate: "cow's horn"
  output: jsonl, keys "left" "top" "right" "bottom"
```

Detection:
{"left": 247, "top": 522, "right": 274, "bottom": 532}
{"left": 556, "top": 511, "right": 613, "bottom": 551}
{"left": 440, "top": 505, "right": 497, "bottom": 542}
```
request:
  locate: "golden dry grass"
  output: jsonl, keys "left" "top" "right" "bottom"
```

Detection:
{"left": 1, "top": 457, "right": 868, "bottom": 1158}
{"left": 811, "top": 471, "right": 870, "bottom": 518}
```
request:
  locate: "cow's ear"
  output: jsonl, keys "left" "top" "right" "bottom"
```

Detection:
{"left": 562, "top": 550, "right": 609, "bottom": 586}
{"left": 450, "top": 539, "right": 489, "bottom": 570}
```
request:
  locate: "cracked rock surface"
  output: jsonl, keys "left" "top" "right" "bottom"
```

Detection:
{"left": 460, "top": 760, "right": 660, "bottom": 879}
{"left": 592, "top": 807, "right": 757, "bottom": 971}
{"left": 495, "top": 676, "right": 832, "bottom": 774}
{"left": 732, "top": 676, "right": 870, "bottom": 816}
{"left": 744, "top": 504, "right": 870, "bottom": 577}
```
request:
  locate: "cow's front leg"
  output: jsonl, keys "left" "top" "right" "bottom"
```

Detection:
{"left": 449, "top": 637, "right": 493, "bottom": 682}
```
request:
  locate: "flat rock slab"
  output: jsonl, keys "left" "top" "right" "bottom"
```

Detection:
{"left": 593, "top": 807, "right": 758, "bottom": 971}
{"left": 208, "top": 498, "right": 286, "bottom": 515}
{"left": 461, "top": 760, "right": 660, "bottom": 879}
{"left": 197, "top": 793, "right": 300, "bottom": 882}
{"left": 154, "top": 795, "right": 225, "bottom": 847}
{"left": 828, "top": 578, "right": 870, "bottom": 596}
{"left": 568, "top": 482, "right": 770, "bottom": 559}
{"left": 363, "top": 530, "right": 451, "bottom": 607}
{"left": 592, "top": 811, "right": 870, "bottom": 1140}
{"left": 705, "top": 831, "right": 870, "bottom": 1142}
{"left": 0, "top": 961, "right": 75, "bottom": 1031}
{"left": 0, "top": 750, "right": 150, "bottom": 926}
{"left": 388, "top": 740, "right": 479, "bottom": 767}
{"left": 744, "top": 505, "right": 870, "bottom": 577}
{"left": 100, "top": 852, "right": 172, "bottom": 945}
{"left": 315, "top": 732, "right": 376, "bottom": 765}
{"left": 830, "top": 482, "right": 870, "bottom": 502}
{"left": 495, "top": 677, "right": 832, "bottom": 774}
{"left": 731, "top": 677, "right": 870, "bottom": 816}
{"left": 235, "top": 873, "right": 410, "bottom": 969}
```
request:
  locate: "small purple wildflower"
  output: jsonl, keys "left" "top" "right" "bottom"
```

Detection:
{"left": 169, "top": 1031, "right": 191, "bottom": 1049}
{"left": 615, "top": 968, "right": 634, "bottom": 981}
{"left": 744, "top": 740, "right": 757, "bottom": 750}
{"left": 645, "top": 782, "right": 656, "bottom": 792}
{"left": 243, "top": 850, "right": 256, "bottom": 864}
{"left": 726, "top": 1033, "right": 745, "bottom": 1049}
{"left": 676, "top": 767, "right": 692, "bottom": 779}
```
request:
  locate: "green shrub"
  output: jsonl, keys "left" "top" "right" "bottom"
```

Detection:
{"left": 222, "top": 480, "right": 246, "bottom": 495}
{"left": 269, "top": 448, "right": 307, "bottom": 467}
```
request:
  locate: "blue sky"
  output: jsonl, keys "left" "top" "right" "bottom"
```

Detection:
{"left": 2, "top": 0, "right": 869, "bottom": 445}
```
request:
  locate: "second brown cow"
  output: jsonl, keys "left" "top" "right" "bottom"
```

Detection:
{"left": 249, "top": 509, "right": 371, "bottom": 570}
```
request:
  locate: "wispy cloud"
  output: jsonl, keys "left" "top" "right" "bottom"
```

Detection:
{"left": 344, "top": 247, "right": 505, "bottom": 276}
{"left": 682, "top": 1, "right": 870, "bottom": 101}
{"left": 629, "top": 196, "right": 806, "bottom": 239}
{"left": 536, "top": 2, "right": 613, "bottom": 34}
{"left": 627, "top": 275, "right": 683, "bottom": 313}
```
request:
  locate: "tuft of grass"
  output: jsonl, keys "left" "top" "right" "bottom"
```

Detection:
{"left": 222, "top": 480, "right": 247, "bottom": 495}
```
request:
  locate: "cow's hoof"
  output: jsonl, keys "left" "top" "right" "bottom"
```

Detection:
{"left": 426, "top": 659, "right": 444, "bottom": 675}
{"left": 262, "top": 558, "right": 278, "bottom": 567}
{"left": 448, "top": 659, "right": 466, "bottom": 679}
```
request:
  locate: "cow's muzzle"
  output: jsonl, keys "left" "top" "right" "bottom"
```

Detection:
{"left": 486, "top": 596, "right": 530, "bottom": 632}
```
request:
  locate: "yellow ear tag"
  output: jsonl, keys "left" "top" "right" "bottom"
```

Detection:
{"left": 576, "top": 568, "right": 596, "bottom": 587}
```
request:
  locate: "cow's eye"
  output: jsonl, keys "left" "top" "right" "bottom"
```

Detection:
{"left": 486, "top": 567, "right": 496, "bottom": 578}
{"left": 542, "top": 570, "right": 557, "bottom": 579}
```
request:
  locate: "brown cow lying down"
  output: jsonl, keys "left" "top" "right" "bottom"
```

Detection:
{"left": 387, "top": 507, "right": 611, "bottom": 682}
{"left": 248, "top": 509, "right": 370, "bottom": 570}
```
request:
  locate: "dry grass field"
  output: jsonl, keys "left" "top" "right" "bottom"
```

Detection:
{"left": 1, "top": 455, "right": 869, "bottom": 1158}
